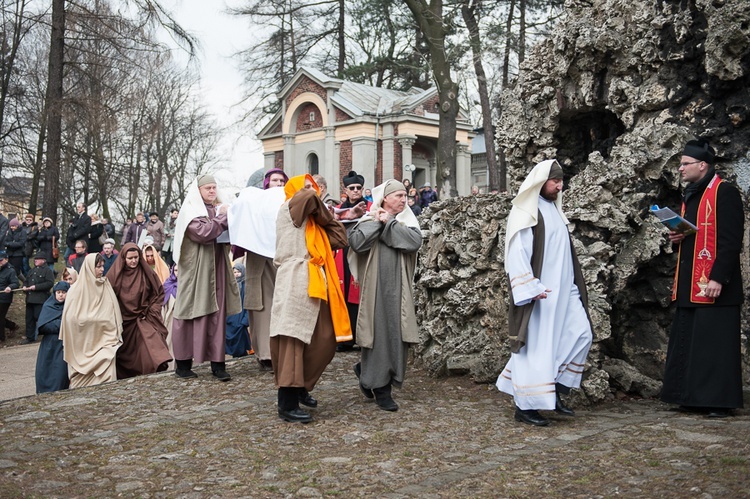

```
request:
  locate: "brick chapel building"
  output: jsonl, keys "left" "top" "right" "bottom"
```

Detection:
{"left": 256, "top": 67, "right": 475, "bottom": 198}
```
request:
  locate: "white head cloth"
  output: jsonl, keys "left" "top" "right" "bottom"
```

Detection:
{"left": 362, "top": 179, "right": 420, "bottom": 229}
{"left": 348, "top": 179, "right": 421, "bottom": 282}
{"left": 504, "top": 159, "right": 568, "bottom": 262}
{"left": 172, "top": 176, "right": 223, "bottom": 265}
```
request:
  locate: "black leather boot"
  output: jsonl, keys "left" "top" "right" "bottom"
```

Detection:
{"left": 174, "top": 359, "right": 197, "bottom": 379}
{"left": 211, "top": 361, "right": 231, "bottom": 381}
{"left": 298, "top": 388, "right": 318, "bottom": 408}
{"left": 278, "top": 387, "right": 312, "bottom": 423}
{"left": 373, "top": 384, "right": 398, "bottom": 412}
{"left": 554, "top": 390, "right": 575, "bottom": 417}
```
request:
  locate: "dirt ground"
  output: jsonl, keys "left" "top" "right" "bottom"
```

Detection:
{"left": 0, "top": 350, "right": 748, "bottom": 498}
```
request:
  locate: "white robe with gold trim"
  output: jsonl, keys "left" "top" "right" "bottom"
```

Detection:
{"left": 496, "top": 197, "right": 592, "bottom": 410}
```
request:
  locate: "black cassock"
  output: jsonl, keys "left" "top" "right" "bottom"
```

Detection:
{"left": 661, "top": 172, "right": 745, "bottom": 409}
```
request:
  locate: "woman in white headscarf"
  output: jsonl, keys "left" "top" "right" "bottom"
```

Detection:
{"left": 60, "top": 253, "right": 123, "bottom": 388}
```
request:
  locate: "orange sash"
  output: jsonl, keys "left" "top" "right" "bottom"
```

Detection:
{"left": 285, "top": 175, "right": 353, "bottom": 342}
{"left": 672, "top": 174, "right": 722, "bottom": 304}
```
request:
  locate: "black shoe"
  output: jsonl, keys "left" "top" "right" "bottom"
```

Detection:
{"left": 336, "top": 344, "right": 354, "bottom": 352}
{"left": 20, "top": 338, "right": 34, "bottom": 345}
{"left": 673, "top": 405, "right": 709, "bottom": 414}
{"left": 373, "top": 385, "right": 398, "bottom": 412}
{"left": 707, "top": 409, "right": 732, "bottom": 418}
{"left": 376, "top": 397, "right": 399, "bottom": 412}
{"left": 555, "top": 392, "right": 575, "bottom": 417}
{"left": 174, "top": 359, "right": 198, "bottom": 379}
{"left": 353, "top": 363, "right": 374, "bottom": 399}
{"left": 278, "top": 408, "right": 312, "bottom": 423}
{"left": 258, "top": 358, "right": 273, "bottom": 371}
{"left": 211, "top": 362, "right": 231, "bottom": 382}
{"left": 299, "top": 390, "right": 318, "bottom": 408}
{"left": 175, "top": 369, "right": 198, "bottom": 378}
{"left": 514, "top": 408, "right": 549, "bottom": 426}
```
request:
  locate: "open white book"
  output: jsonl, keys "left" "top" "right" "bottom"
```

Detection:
{"left": 650, "top": 205, "right": 698, "bottom": 235}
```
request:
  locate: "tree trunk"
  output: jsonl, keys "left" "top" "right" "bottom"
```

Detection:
{"left": 460, "top": 0, "right": 503, "bottom": 192}
{"left": 502, "top": 0, "right": 515, "bottom": 88}
{"left": 404, "top": 0, "right": 459, "bottom": 198}
{"left": 42, "top": 0, "right": 65, "bottom": 225}
{"left": 337, "top": 0, "right": 345, "bottom": 76}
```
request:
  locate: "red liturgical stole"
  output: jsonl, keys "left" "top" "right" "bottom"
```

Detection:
{"left": 672, "top": 174, "right": 723, "bottom": 304}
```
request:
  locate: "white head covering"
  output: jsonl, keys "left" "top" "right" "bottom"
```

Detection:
{"left": 504, "top": 159, "right": 568, "bottom": 261}
{"left": 363, "top": 179, "right": 420, "bottom": 229}
{"left": 349, "top": 179, "right": 421, "bottom": 282}
{"left": 172, "top": 176, "right": 223, "bottom": 265}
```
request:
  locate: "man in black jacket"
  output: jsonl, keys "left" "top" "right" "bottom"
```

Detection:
{"left": 4, "top": 218, "right": 26, "bottom": 279}
{"left": 0, "top": 213, "right": 8, "bottom": 250}
{"left": 21, "top": 214, "right": 38, "bottom": 277}
{"left": 0, "top": 250, "right": 20, "bottom": 341}
{"left": 21, "top": 252, "right": 55, "bottom": 344}
{"left": 66, "top": 203, "right": 91, "bottom": 261}
{"left": 661, "top": 139, "right": 745, "bottom": 418}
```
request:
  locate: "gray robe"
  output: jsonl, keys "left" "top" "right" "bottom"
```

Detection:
{"left": 348, "top": 219, "right": 421, "bottom": 390}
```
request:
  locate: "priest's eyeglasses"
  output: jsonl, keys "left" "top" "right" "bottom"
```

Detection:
{"left": 679, "top": 160, "right": 702, "bottom": 167}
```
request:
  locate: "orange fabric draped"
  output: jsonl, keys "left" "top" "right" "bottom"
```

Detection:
{"left": 285, "top": 175, "right": 353, "bottom": 342}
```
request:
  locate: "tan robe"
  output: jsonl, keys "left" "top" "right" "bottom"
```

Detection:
{"left": 244, "top": 251, "right": 275, "bottom": 361}
{"left": 60, "top": 254, "right": 123, "bottom": 388}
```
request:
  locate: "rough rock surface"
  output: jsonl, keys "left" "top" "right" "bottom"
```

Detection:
{"left": 414, "top": 0, "right": 749, "bottom": 400}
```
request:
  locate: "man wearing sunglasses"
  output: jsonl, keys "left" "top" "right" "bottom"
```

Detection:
{"left": 336, "top": 171, "right": 372, "bottom": 352}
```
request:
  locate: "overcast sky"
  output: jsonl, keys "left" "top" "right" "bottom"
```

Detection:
{"left": 159, "top": 0, "right": 263, "bottom": 190}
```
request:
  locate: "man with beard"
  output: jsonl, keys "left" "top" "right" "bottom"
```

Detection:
{"left": 171, "top": 175, "right": 241, "bottom": 381}
{"left": 495, "top": 160, "right": 593, "bottom": 427}
{"left": 661, "top": 139, "right": 745, "bottom": 418}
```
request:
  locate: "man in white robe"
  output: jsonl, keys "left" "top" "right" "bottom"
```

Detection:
{"left": 496, "top": 159, "right": 593, "bottom": 426}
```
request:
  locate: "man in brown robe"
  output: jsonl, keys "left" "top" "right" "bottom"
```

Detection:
{"left": 106, "top": 243, "right": 172, "bottom": 378}
{"left": 171, "top": 174, "right": 241, "bottom": 381}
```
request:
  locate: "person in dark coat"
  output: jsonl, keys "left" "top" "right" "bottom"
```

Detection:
{"left": 35, "top": 217, "right": 61, "bottom": 265}
{"left": 66, "top": 203, "right": 91, "bottom": 260}
{"left": 418, "top": 182, "right": 438, "bottom": 208}
{"left": 124, "top": 212, "right": 148, "bottom": 246}
{"left": 21, "top": 214, "right": 39, "bottom": 277}
{"left": 5, "top": 218, "right": 26, "bottom": 279}
{"left": 0, "top": 212, "right": 8, "bottom": 250}
{"left": 101, "top": 217, "right": 115, "bottom": 238}
{"left": 35, "top": 281, "right": 70, "bottom": 393}
{"left": 225, "top": 262, "right": 251, "bottom": 358}
{"left": 87, "top": 214, "right": 105, "bottom": 254}
{"left": 661, "top": 139, "right": 745, "bottom": 418}
{"left": 21, "top": 252, "right": 55, "bottom": 344}
{"left": 0, "top": 250, "right": 20, "bottom": 341}
{"left": 67, "top": 240, "right": 89, "bottom": 274}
